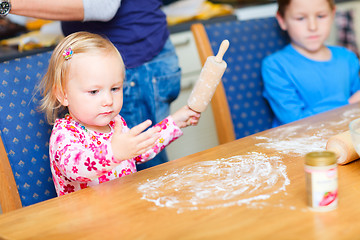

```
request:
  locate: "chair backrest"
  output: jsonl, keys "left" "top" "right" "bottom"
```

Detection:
{"left": 191, "top": 17, "right": 289, "bottom": 144}
{"left": 0, "top": 51, "right": 57, "bottom": 213}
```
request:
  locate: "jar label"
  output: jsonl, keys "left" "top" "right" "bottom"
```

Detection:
{"left": 305, "top": 167, "right": 338, "bottom": 211}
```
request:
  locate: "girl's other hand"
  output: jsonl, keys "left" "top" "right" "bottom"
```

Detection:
{"left": 172, "top": 105, "right": 201, "bottom": 128}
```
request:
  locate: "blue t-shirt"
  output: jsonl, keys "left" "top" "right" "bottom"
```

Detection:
{"left": 262, "top": 44, "right": 360, "bottom": 127}
{"left": 61, "top": 0, "right": 169, "bottom": 69}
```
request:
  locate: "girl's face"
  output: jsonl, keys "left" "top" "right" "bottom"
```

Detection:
{"left": 276, "top": 0, "right": 335, "bottom": 58}
{"left": 59, "top": 51, "right": 124, "bottom": 133}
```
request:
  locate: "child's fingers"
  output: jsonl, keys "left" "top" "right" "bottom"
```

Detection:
{"left": 136, "top": 134, "right": 161, "bottom": 153}
{"left": 113, "top": 115, "right": 123, "bottom": 133}
{"left": 136, "top": 126, "right": 161, "bottom": 142}
{"left": 131, "top": 134, "right": 160, "bottom": 156}
{"left": 130, "top": 119, "right": 152, "bottom": 136}
{"left": 189, "top": 110, "right": 201, "bottom": 119}
{"left": 184, "top": 115, "right": 200, "bottom": 126}
{"left": 189, "top": 111, "right": 201, "bottom": 126}
{"left": 184, "top": 107, "right": 201, "bottom": 122}
{"left": 190, "top": 117, "right": 200, "bottom": 126}
{"left": 146, "top": 126, "right": 161, "bottom": 134}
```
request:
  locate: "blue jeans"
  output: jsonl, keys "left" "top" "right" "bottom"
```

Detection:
{"left": 120, "top": 38, "right": 181, "bottom": 171}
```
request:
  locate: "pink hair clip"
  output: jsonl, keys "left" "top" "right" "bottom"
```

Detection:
{"left": 63, "top": 47, "right": 73, "bottom": 60}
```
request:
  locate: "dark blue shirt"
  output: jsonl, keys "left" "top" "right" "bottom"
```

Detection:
{"left": 61, "top": 0, "right": 169, "bottom": 69}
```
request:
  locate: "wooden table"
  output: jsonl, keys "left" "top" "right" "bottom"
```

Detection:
{"left": 1, "top": 104, "right": 360, "bottom": 240}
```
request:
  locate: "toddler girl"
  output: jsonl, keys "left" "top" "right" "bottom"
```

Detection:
{"left": 39, "top": 32, "right": 200, "bottom": 196}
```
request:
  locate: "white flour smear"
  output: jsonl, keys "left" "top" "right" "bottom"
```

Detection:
{"left": 138, "top": 152, "right": 290, "bottom": 213}
{"left": 256, "top": 125, "right": 329, "bottom": 155}
{"left": 334, "top": 108, "right": 360, "bottom": 126}
{"left": 256, "top": 108, "right": 360, "bottom": 156}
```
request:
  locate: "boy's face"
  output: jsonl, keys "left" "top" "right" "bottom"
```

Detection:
{"left": 276, "top": 0, "right": 335, "bottom": 56}
{"left": 59, "top": 51, "right": 125, "bottom": 133}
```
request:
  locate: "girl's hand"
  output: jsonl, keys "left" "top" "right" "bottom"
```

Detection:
{"left": 171, "top": 105, "right": 201, "bottom": 128}
{"left": 111, "top": 116, "right": 161, "bottom": 161}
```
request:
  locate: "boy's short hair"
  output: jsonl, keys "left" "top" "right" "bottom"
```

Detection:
{"left": 277, "top": 0, "right": 335, "bottom": 17}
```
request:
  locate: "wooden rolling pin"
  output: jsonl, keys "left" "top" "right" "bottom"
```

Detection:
{"left": 187, "top": 39, "right": 229, "bottom": 112}
{"left": 326, "top": 130, "right": 360, "bottom": 165}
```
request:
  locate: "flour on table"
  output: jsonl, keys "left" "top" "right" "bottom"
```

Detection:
{"left": 338, "top": 108, "right": 360, "bottom": 125}
{"left": 256, "top": 108, "right": 360, "bottom": 156}
{"left": 138, "top": 152, "right": 290, "bottom": 213}
{"left": 138, "top": 108, "right": 359, "bottom": 212}
{"left": 256, "top": 125, "right": 329, "bottom": 155}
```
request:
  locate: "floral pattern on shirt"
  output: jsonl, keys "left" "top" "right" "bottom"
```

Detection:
{"left": 50, "top": 115, "right": 183, "bottom": 196}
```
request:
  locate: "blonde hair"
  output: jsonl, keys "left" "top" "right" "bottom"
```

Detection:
{"left": 277, "top": 0, "right": 335, "bottom": 17}
{"left": 38, "top": 31, "right": 124, "bottom": 124}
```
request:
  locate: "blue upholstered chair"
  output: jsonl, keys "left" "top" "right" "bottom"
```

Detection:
{"left": 0, "top": 51, "right": 57, "bottom": 213}
{"left": 191, "top": 17, "right": 289, "bottom": 144}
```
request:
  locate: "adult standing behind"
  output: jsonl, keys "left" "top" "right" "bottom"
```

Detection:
{"left": 7, "top": 0, "right": 181, "bottom": 170}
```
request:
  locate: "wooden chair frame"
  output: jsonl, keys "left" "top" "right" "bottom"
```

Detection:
{"left": 191, "top": 23, "right": 235, "bottom": 144}
{"left": 0, "top": 136, "right": 22, "bottom": 213}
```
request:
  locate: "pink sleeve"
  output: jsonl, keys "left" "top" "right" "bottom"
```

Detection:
{"left": 50, "top": 123, "right": 124, "bottom": 182}
{"left": 134, "top": 116, "right": 183, "bottom": 163}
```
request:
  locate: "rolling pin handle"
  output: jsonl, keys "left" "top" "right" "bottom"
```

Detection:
{"left": 215, "top": 39, "right": 230, "bottom": 63}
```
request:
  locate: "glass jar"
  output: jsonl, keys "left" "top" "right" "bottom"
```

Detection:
{"left": 305, "top": 151, "right": 338, "bottom": 211}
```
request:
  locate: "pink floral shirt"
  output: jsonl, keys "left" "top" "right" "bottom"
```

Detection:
{"left": 50, "top": 115, "right": 183, "bottom": 196}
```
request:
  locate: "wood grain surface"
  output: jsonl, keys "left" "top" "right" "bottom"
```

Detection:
{"left": 1, "top": 103, "right": 360, "bottom": 240}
